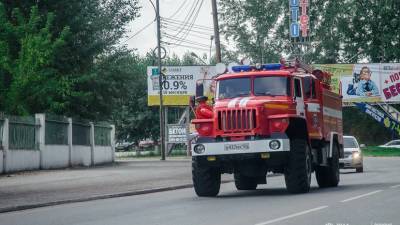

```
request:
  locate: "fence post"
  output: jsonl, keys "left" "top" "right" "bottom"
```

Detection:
{"left": 35, "top": 114, "right": 45, "bottom": 169}
{"left": 2, "top": 118, "right": 9, "bottom": 173}
{"left": 90, "top": 122, "right": 95, "bottom": 166}
{"left": 68, "top": 118, "right": 73, "bottom": 167}
{"left": 110, "top": 125, "right": 115, "bottom": 162}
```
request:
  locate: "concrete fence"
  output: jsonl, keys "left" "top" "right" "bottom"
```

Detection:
{"left": 0, "top": 114, "right": 115, "bottom": 174}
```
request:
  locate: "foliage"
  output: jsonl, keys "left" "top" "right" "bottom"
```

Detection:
{"left": 219, "top": 0, "right": 285, "bottom": 63}
{"left": 219, "top": 0, "right": 400, "bottom": 64}
{"left": 343, "top": 107, "right": 392, "bottom": 146}
{"left": 362, "top": 146, "right": 400, "bottom": 157}
{"left": 0, "top": 1, "right": 140, "bottom": 118}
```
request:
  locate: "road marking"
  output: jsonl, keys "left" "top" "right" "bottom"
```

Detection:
{"left": 254, "top": 206, "right": 328, "bottom": 225}
{"left": 340, "top": 190, "right": 383, "bottom": 203}
{"left": 390, "top": 184, "right": 400, "bottom": 189}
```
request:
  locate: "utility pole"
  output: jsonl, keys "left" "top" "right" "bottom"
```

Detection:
{"left": 211, "top": 0, "right": 222, "bottom": 63}
{"left": 156, "top": 0, "right": 166, "bottom": 160}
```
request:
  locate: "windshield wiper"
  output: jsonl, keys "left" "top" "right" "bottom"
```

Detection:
{"left": 255, "top": 92, "right": 278, "bottom": 96}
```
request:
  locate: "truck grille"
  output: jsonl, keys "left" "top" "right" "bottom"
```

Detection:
{"left": 217, "top": 109, "right": 257, "bottom": 133}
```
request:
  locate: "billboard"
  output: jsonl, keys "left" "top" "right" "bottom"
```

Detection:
{"left": 148, "top": 63, "right": 400, "bottom": 106}
{"left": 147, "top": 66, "right": 218, "bottom": 106}
{"left": 316, "top": 63, "right": 400, "bottom": 103}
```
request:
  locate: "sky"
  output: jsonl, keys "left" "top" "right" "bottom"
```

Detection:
{"left": 124, "top": 0, "right": 223, "bottom": 60}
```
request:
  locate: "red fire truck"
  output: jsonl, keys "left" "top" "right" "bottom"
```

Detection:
{"left": 190, "top": 59, "right": 343, "bottom": 197}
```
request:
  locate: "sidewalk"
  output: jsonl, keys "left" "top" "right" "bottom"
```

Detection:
{"left": 0, "top": 157, "right": 231, "bottom": 213}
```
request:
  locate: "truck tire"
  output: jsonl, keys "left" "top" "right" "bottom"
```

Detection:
{"left": 284, "top": 139, "right": 312, "bottom": 194}
{"left": 356, "top": 167, "right": 363, "bottom": 173}
{"left": 315, "top": 142, "right": 340, "bottom": 188}
{"left": 192, "top": 160, "right": 221, "bottom": 197}
{"left": 234, "top": 173, "right": 258, "bottom": 190}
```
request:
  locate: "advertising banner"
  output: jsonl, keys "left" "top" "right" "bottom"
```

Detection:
{"left": 316, "top": 63, "right": 400, "bottom": 103}
{"left": 147, "top": 66, "right": 218, "bottom": 106}
{"left": 147, "top": 63, "right": 400, "bottom": 106}
{"left": 355, "top": 103, "right": 400, "bottom": 136}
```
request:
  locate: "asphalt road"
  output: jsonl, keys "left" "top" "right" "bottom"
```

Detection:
{"left": 1, "top": 157, "right": 399, "bottom": 225}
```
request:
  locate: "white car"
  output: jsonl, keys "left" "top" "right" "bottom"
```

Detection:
{"left": 339, "top": 136, "right": 363, "bottom": 173}
{"left": 379, "top": 140, "right": 400, "bottom": 148}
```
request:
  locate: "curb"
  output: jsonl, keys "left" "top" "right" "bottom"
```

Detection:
{"left": 0, "top": 180, "right": 232, "bottom": 214}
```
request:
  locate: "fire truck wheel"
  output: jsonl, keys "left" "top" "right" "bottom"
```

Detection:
{"left": 192, "top": 160, "right": 221, "bottom": 197}
{"left": 234, "top": 173, "right": 258, "bottom": 190}
{"left": 315, "top": 142, "right": 340, "bottom": 188}
{"left": 284, "top": 139, "right": 312, "bottom": 194}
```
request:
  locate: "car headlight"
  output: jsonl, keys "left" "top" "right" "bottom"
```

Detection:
{"left": 269, "top": 140, "right": 281, "bottom": 150}
{"left": 352, "top": 151, "right": 360, "bottom": 158}
{"left": 193, "top": 144, "right": 205, "bottom": 154}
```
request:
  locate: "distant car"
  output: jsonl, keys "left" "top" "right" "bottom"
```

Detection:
{"left": 339, "top": 136, "right": 363, "bottom": 173}
{"left": 138, "top": 139, "right": 154, "bottom": 148}
{"left": 379, "top": 140, "right": 400, "bottom": 148}
{"left": 115, "top": 141, "right": 135, "bottom": 151}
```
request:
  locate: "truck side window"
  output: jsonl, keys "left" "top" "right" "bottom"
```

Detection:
{"left": 311, "top": 79, "right": 317, "bottom": 98}
{"left": 294, "top": 79, "right": 302, "bottom": 97}
{"left": 303, "top": 77, "right": 311, "bottom": 98}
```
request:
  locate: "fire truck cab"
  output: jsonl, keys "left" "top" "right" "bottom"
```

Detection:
{"left": 190, "top": 59, "right": 343, "bottom": 197}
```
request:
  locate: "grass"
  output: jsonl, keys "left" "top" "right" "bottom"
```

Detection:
{"left": 361, "top": 146, "right": 400, "bottom": 157}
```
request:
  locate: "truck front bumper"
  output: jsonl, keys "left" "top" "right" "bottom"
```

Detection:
{"left": 191, "top": 138, "right": 290, "bottom": 156}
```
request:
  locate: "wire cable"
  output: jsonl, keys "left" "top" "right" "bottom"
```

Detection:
{"left": 121, "top": 19, "right": 156, "bottom": 44}
{"left": 162, "top": 17, "right": 213, "bottom": 31}
{"left": 162, "top": 41, "right": 211, "bottom": 51}
{"left": 167, "top": 0, "right": 204, "bottom": 46}
{"left": 167, "top": 0, "right": 188, "bottom": 19}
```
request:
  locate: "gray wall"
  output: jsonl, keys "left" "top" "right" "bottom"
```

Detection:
{"left": 94, "top": 146, "right": 114, "bottom": 165}
{"left": 72, "top": 146, "right": 92, "bottom": 167}
{"left": 6, "top": 150, "right": 40, "bottom": 172}
{"left": 0, "top": 114, "right": 115, "bottom": 174}
{"left": 42, "top": 145, "right": 70, "bottom": 169}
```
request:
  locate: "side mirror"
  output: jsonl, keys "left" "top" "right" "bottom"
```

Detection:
{"left": 360, "top": 144, "right": 366, "bottom": 148}
{"left": 196, "top": 82, "right": 204, "bottom": 98}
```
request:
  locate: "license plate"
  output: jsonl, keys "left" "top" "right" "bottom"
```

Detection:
{"left": 224, "top": 143, "right": 250, "bottom": 151}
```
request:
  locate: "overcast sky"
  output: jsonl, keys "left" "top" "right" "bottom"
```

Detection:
{"left": 124, "top": 0, "right": 222, "bottom": 60}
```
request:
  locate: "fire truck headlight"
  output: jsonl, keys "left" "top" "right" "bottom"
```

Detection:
{"left": 194, "top": 144, "right": 205, "bottom": 154}
{"left": 269, "top": 140, "right": 281, "bottom": 150}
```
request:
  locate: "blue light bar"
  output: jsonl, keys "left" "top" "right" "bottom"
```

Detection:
{"left": 232, "top": 65, "right": 253, "bottom": 72}
{"left": 262, "top": 63, "right": 281, "bottom": 70}
{"left": 231, "top": 63, "right": 282, "bottom": 73}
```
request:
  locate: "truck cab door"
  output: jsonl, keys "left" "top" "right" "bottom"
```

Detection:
{"left": 294, "top": 78, "right": 305, "bottom": 117}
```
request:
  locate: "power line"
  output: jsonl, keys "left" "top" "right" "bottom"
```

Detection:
{"left": 169, "top": 0, "right": 204, "bottom": 46}
{"left": 121, "top": 19, "right": 155, "bottom": 44}
{"left": 163, "top": 33, "right": 210, "bottom": 48}
{"left": 167, "top": 0, "right": 201, "bottom": 42}
{"left": 163, "top": 41, "right": 211, "bottom": 51}
{"left": 167, "top": 0, "right": 188, "bottom": 19}
{"left": 161, "top": 23, "right": 213, "bottom": 36}
{"left": 162, "top": 17, "right": 213, "bottom": 31}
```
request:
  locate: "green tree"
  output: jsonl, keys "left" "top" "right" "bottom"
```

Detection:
{"left": 219, "top": 0, "right": 285, "bottom": 63}
{"left": 0, "top": 1, "right": 140, "bottom": 118}
{"left": 0, "top": 4, "right": 70, "bottom": 114}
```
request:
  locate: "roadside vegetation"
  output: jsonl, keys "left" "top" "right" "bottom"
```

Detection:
{"left": 1, "top": 1, "right": 399, "bottom": 145}
{"left": 362, "top": 147, "right": 400, "bottom": 157}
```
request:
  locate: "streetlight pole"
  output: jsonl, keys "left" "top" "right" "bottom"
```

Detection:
{"left": 156, "top": 0, "right": 166, "bottom": 160}
{"left": 211, "top": 0, "right": 222, "bottom": 63}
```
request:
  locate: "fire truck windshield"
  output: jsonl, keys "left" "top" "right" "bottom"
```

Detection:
{"left": 217, "top": 78, "right": 251, "bottom": 99}
{"left": 254, "top": 76, "right": 291, "bottom": 96}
